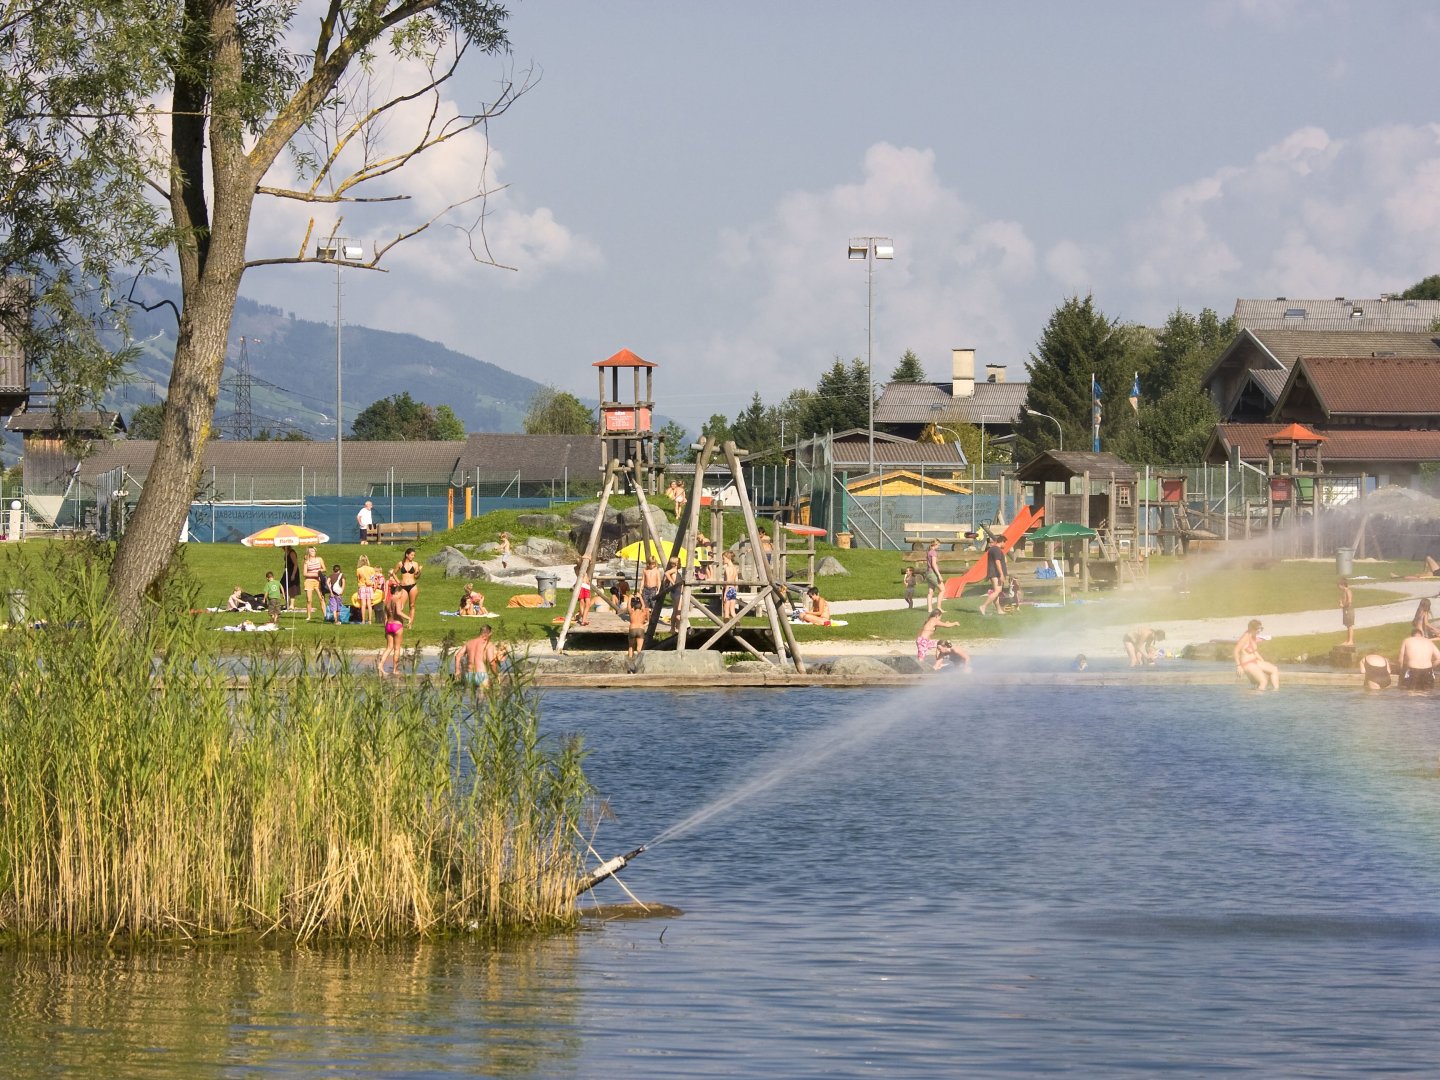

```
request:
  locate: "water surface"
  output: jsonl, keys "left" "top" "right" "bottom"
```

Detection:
{"left": 3, "top": 683, "right": 1439, "bottom": 1076}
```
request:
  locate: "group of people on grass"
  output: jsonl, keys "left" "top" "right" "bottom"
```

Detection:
{"left": 228, "top": 546, "right": 425, "bottom": 631}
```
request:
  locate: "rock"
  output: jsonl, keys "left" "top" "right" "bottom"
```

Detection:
{"left": 427, "top": 546, "right": 472, "bottom": 574}
{"left": 519, "top": 535, "right": 571, "bottom": 558}
{"left": 526, "top": 653, "right": 631, "bottom": 676}
{"left": 444, "top": 561, "right": 491, "bottom": 581}
{"left": 874, "top": 655, "right": 924, "bottom": 675}
{"left": 633, "top": 651, "right": 726, "bottom": 676}
{"left": 568, "top": 503, "right": 622, "bottom": 530}
{"left": 517, "top": 513, "right": 567, "bottom": 530}
{"left": 815, "top": 556, "right": 849, "bottom": 577}
{"left": 823, "top": 655, "right": 903, "bottom": 677}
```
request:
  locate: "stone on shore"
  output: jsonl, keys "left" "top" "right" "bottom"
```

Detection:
{"left": 633, "top": 652, "right": 725, "bottom": 676}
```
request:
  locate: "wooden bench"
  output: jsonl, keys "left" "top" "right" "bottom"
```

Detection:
{"left": 375, "top": 521, "right": 433, "bottom": 543}
{"left": 902, "top": 522, "right": 976, "bottom": 552}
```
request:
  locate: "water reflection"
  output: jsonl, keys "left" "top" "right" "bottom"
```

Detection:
{"left": 0, "top": 936, "right": 583, "bottom": 1077}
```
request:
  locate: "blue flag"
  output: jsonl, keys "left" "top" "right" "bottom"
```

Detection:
{"left": 1091, "top": 374, "right": 1102, "bottom": 452}
{"left": 1129, "top": 372, "right": 1140, "bottom": 413}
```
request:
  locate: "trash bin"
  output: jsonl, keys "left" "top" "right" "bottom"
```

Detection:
{"left": 534, "top": 571, "right": 558, "bottom": 606}
{"left": 836, "top": 531, "right": 853, "bottom": 549}
{"left": 1336, "top": 546, "right": 1354, "bottom": 576}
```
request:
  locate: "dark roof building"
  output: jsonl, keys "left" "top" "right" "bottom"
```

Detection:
{"left": 873, "top": 347, "right": 1028, "bottom": 438}
{"left": 1234, "top": 296, "right": 1440, "bottom": 333}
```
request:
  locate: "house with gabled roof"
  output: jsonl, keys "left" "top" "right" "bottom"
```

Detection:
{"left": 1233, "top": 295, "right": 1440, "bottom": 333}
{"left": 873, "top": 348, "right": 1029, "bottom": 440}
{"left": 1203, "top": 329, "right": 1440, "bottom": 422}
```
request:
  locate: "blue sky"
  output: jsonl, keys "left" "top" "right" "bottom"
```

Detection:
{"left": 238, "top": 0, "right": 1440, "bottom": 432}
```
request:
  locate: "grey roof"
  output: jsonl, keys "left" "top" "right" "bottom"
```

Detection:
{"left": 830, "top": 438, "right": 968, "bottom": 470}
{"left": 1235, "top": 297, "right": 1440, "bottom": 332}
{"left": 6, "top": 409, "right": 122, "bottom": 434}
{"left": 873, "top": 380, "right": 1029, "bottom": 426}
{"left": 1248, "top": 369, "right": 1290, "bottom": 403}
{"left": 1014, "top": 450, "right": 1136, "bottom": 484}
{"left": 459, "top": 433, "right": 601, "bottom": 479}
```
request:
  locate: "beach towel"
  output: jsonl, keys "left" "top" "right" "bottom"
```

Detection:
{"left": 507, "top": 594, "right": 549, "bottom": 608}
{"left": 440, "top": 610, "right": 501, "bottom": 618}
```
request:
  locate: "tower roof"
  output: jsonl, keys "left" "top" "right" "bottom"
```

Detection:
{"left": 593, "top": 347, "right": 656, "bottom": 369}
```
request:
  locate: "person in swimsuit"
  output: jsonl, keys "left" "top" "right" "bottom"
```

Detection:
{"left": 1234, "top": 618, "right": 1279, "bottom": 691}
{"left": 1360, "top": 652, "right": 1392, "bottom": 691}
{"left": 574, "top": 556, "right": 594, "bottom": 625}
{"left": 1338, "top": 577, "right": 1354, "bottom": 647}
{"left": 662, "top": 557, "right": 682, "bottom": 630}
{"left": 356, "top": 554, "right": 376, "bottom": 624}
{"left": 498, "top": 531, "right": 511, "bottom": 569}
{"left": 932, "top": 639, "right": 970, "bottom": 672}
{"left": 796, "top": 585, "right": 831, "bottom": 626}
{"left": 391, "top": 547, "right": 421, "bottom": 628}
{"left": 1397, "top": 626, "right": 1440, "bottom": 691}
{"left": 641, "top": 558, "right": 662, "bottom": 609}
{"left": 454, "top": 625, "right": 498, "bottom": 692}
{"left": 626, "top": 593, "right": 650, "bottom": 670}
{"left": 301, "top": 546, "right": 324, "bottom": 620}
{"left": 460, "top": 583, "right": 487, "bottom": 616}
{"left": 327, "top": 563, "right": 345, "bottom": 622}
{"left": 608, "top": 576, "right": 630, "bottom": 616}
{"left": 916, "top": 610, "right": 959, "bottom": 662}
{"left": 903, "top": 566, "right": 916, "bottom": 610}
{"left": 1123, "top": 627, "right": 1165, "bottom": 667}
{"left": 378, "top": 596, "right": 404, "bottom": 677}
{"left": 977, "top": 535, "right": 1008, "bottom": 616}
{"left": 1414, "top": 598, "right": 1436, "bottom": 640}
{"left": 721, "top": 550, "right": 739, "bottom": 621}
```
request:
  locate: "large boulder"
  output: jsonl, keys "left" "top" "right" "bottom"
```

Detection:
{"left": 815, "top": 555, "right": 850, "bottom": 577}
{"left": 817, "top": 655, "right": 901, "bottom": 677}
{"left": 519, "top": 535, "right": 571, "bottom": 559}
{"left": 426, "top": 546, "right": 492, "bottom": 582}
{"left": 517, "top": 513, "right": 567, "bottom": 531}
{"left": 633, "top": 651, "right": 726, "bottom": 676}
{"left": 568, "top": 503, "right": 622, "bottom": 531}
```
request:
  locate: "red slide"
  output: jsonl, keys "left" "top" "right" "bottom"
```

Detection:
{"left": 940, "top": 505, "right": 1043, "bottom": 599}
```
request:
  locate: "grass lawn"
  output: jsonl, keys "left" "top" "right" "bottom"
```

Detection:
{"left": 1, "top": 502, "right": 1421, "bottom": 657}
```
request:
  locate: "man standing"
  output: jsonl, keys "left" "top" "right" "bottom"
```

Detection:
{"left": 1398, "top": 625, "right": 1440, "bottom": 691}
{"left": 1338, "top": 576, "right": 1354, "bottom": 647}
{"left": 977, "top": 535, "right": 1008, "bottom": 616}
{"left": 455, "top": 625, "right": 500, "bottom": 693}
{"left": 626, "top": 593, "right": 650, "bottom": 671}
{"left": 356, "top": 499, "right": 374, "bottom": 544}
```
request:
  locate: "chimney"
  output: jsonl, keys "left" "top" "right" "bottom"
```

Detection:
{"left": 985, "top": 363, "right": 1006, "bottom": 383}
{"left": 951, "top": 348, "right": 975, "bottom": 399}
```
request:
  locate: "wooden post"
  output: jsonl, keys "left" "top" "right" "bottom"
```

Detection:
{"left": 555, "top": 462, "right": 622, "bottom": 651}
{"left": 724, "top": 441, "right": 803, "bottom": 672}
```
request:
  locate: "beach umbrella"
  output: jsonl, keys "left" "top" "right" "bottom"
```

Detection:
{"left": 615, "top": 538, "right": 688, "bottom": 566}
{"left": 1027, "top": 521, "right": 1097, "bottom": 542}
{"left": 240, "top": 523, "right": 330, "bottom": 548}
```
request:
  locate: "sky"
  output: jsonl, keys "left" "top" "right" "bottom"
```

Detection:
{"left": 236, "top": 0, "right": 1440, "bottom": 433}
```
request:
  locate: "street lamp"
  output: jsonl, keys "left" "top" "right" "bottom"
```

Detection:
{"left": 847, "top": 235, "right": 894, "bottom": 474}
{"left": 1024, "top": 407, "right": 1064, "bottom": 451}
{"left": 316, "top": 239, "right": 367, "bottom": 497}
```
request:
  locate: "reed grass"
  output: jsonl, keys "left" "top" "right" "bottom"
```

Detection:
{"left": 0, "top": 545, "right": 590, "bottom": 941}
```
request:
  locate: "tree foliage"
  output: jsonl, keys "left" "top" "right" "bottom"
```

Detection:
{"left": 3, "top": 1, "right": 523, "bottom": 624}
{"left": 523, "top": 387, "right": 594, "bottom": 435}
{"left": 1127, "top": 307, "right": 1236, "bottom": 464}
{"left": 127, "top": 402, "right": 166, "bottom": 441}
{"left": 790, "top": 357, "right": 870, "bottom": 439}
{"left": 1401, "top": 275, "right": 1440, "bottom": 301}
{"left": 890, "top": 348, "right": 926, "bottom": 383}
{"left": 656, "top": 419, "right": 690, "bottom": 463}
{"left": 351, "top": 393, "right": 465, "bottom": 441}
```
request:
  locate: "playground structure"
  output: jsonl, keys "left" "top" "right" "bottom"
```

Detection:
{"left": 557, "top": 437, "right": 808, "bottom": 671}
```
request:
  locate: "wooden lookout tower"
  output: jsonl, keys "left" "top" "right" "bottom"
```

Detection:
{"left": 595, "top": 347, "right": 657, "bottom": 486}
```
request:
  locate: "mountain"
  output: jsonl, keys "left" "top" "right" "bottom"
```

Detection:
{"left": 116, "top": 277, "right": 547, "bottom": 439}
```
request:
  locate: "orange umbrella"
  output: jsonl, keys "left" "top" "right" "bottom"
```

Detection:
{"left": 240, "top": 523, "right": 330, "bottom": 548}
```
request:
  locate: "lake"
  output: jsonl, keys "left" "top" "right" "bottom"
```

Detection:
{"left": 3, "top": 682, "right": 1440, "bottom": 1076}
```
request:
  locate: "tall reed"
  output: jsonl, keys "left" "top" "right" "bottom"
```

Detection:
{"left": 0, "top": 545, "right": 590, "bottom": 941}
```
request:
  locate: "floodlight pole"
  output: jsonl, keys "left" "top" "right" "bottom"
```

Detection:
{"left": 318, "top": 239, "right": 364, "bottom": 497}
{"left": 848, "top": 236, "right": 893, "bottom": 475}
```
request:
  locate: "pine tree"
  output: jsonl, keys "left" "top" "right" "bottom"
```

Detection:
{"left": 890, "top": 349, "right": 926, "bottom": 383}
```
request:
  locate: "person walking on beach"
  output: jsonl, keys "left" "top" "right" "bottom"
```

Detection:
{"left": 1338, "top": 577, "right": 1354, "bottom": 646}
{"left": 1397, "top": 626, "right": 1440, "bottom": 691}
{"left": 356, "top": 500, "right": 374, "bottom": 544}
{"left": 977, "top": 535, "right": 1008, "bottom": 616}
{"left": 903, "top": 566, "right": 916, "bottom": 610}
{"left": 924, "top": 539, "right": 944, "bottom": 614}
{"left": 1234, "top": 618, "right": 1279, "bottom": 691}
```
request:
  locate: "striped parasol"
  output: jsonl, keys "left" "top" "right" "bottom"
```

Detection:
{"left": 240, "top": 523, "right": 330, "bottom": 548}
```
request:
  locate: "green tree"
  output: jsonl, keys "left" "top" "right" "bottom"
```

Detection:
{"left": 127, "top": 403, "right": 166, "bottom": 440}
{"left": 1126, "top": 307, "right": 1236, "bottom": 464}
{"left": 1016, "top": 296, "right": 1149, "bottom": 461}
{"left": 254, "top": 428, "right": 312, "bottom": 442}
{"left": 890, "top": 349, "right": 927, "bottom": 383}
{"left": 656, "top": 419, "right": 690, "bottom": 463}
{"left": 351, "top": 393, "right": 466, "bottom": 441}
{"left": 796, "top": 357, "right": 870, "bottom": 438}
{"left": 1401, "top": 275, "right": 1440, "bottom": 301}
{"left": 729, "top": 393, "right": 783, "bottom": 464}
{"left": 7, "top": 2, "right": 524, "bottom": 625}
{"left": 697, "top": 413, "right": 732, "bottom": 449}
{"left": 523, "top": 387, "right": 595, "bottom": 435}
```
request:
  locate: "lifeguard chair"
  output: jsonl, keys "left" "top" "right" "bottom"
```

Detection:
{"left": 595, "top": 347, "right": 657, "bottom": 484}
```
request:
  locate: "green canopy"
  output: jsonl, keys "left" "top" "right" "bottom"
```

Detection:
{"left": 1027, "top": 521, "right": 1097, "bottom": 541}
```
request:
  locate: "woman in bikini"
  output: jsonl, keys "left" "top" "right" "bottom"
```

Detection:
{"left": 391, "top": 547, "right": 422, "bottom": 627}
{"left": 1234, "top": 618, "right": 1279, "bottom": 691}
{"left": 916, "top": 610, "right": 959, "bottom": 663}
